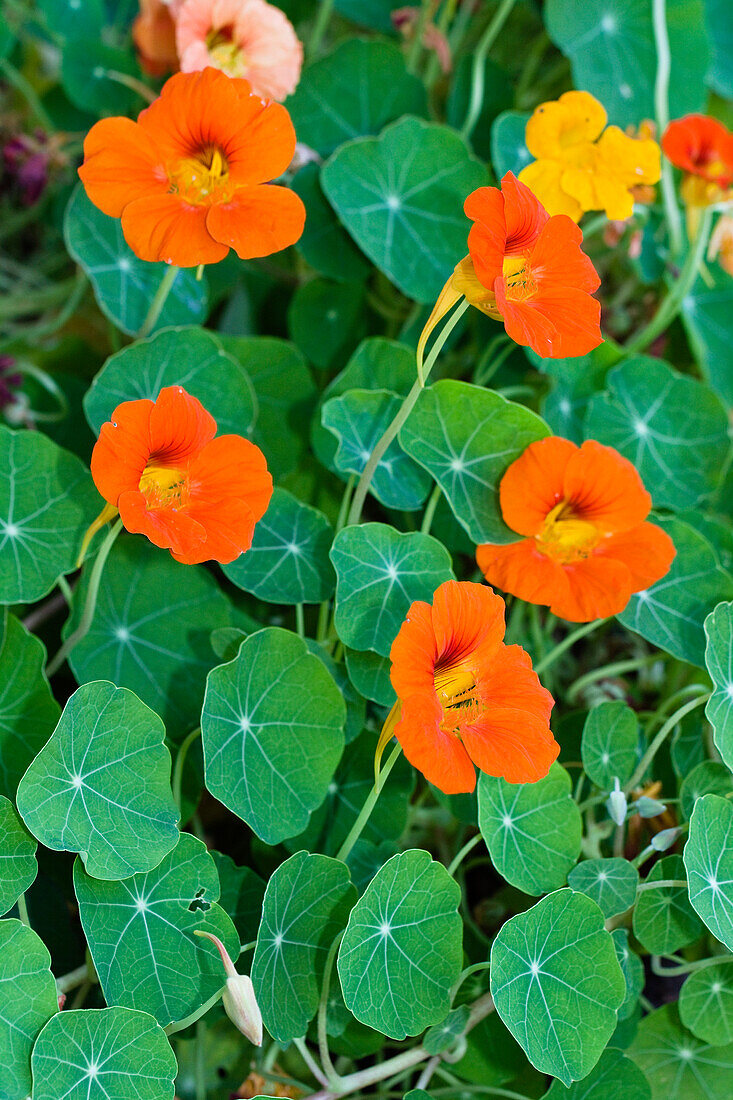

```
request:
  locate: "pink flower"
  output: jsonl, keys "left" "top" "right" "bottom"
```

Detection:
{"left": 175, "top": 0, "right": 302, "bottom": 101}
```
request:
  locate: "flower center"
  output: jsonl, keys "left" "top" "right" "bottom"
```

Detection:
{"left": 139, "top": 463, "right": 189, "bottom": 510}
{"left": 168, "top": 145, "right": 232, "bottom": 205}
{"left": 206, "top": 23, "right": 247, "bottom": 75}
{"left": 502, "top": 255, "right": 537, "bottom": 302}
{"left": 434, "top": 663, "right": 483, "bottom": 736}
{"left": 535, "top": 499, "right": 600, "bottom": 564}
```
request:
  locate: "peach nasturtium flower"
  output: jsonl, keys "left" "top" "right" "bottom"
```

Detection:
{"left": 518, "top": 90, "right": 661, "bottom": 221}
{"left": 383, "top": 580, "right": 558, "bottom": 794}
{"left": 90, "top": 385, "right": 272, "bottom": 565}
{"left": 476, "top": 438, "right": 676, "bottom": 623}
{"left": 132, "top": 0, "right": 180, "bottom": 75}
{"left": 419, "top": 172, "right": 601, "bottom": 365}
{"left": 78, "top": 67, "right": 305, "bottom": 267}
{"left": 176, "top": 0, "right": 303, "bottom": 101}
{"left": 662, "top": 114, "right": 733, "bottom": 207}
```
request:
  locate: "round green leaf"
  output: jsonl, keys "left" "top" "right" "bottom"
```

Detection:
{"left": 222, "top": 488, "right": 335, "bottom": 604}
{"left": 704, "top": 600, "right": 733, "bottom": 770}
{"left": 252, "top": 851, "right": 356, "bottom": 1043}
{"left": 629, "top": 1002, "right": 733, "bottom": 1100}
{"left": 323, "top": 389, "right": 432, "bottom": 510}
{"left": 39, "top": 0, "right": 104, "bottom": 38}
{"left": 535, "top": 346, "right": 613, "bottom": 444}
{"left": 0, "top": 611, "right": 59, "bottom": 799}
{"left": 64, "top": 186, "right": 208, "bottom": 336}
{"left": 287, "top": 38, "right": 427, "bottom": 157}
{"left": 633, "top": 855, "right": 701, "bottom": 955}
{"left": 344, "top": 646, "right": 396, "bottom": 707}
{"left": 423, "top": 1004, "right": 471, "bottom": 1056}
{"left": 612, "top": 928, "right": 645, "bottom": 1021}
{"left": 201, "top": 627, "right": 345, "bottom": 845}
{"left": 684, "top": 793, "right": 733, "bottom": 950}
{"left": 683, "top": 268, "right": 733, "bottom": 408}
{"left": 400, "top": 380, "right": 550, "bottom": 545}
{"left": 217, "top": 336, "right": 316, "bottom": 480}
{"left": 31, "top": 1007, "right": 176, "bottom": 1100}
{"left": 322, "top": 116, "right": 487, "bottom": 303}
{"left": 545, "top": 0, "right": 709, "bottom": 127}
{"left": 330, "top": 523, "right": 454, "bottom": 657}
{"left": 17, "top": 681, "right": 178, "bottom": 881}
{"left": 211, "top": 852, "right": 265, "bottom": 947}
{"left": 306, "top": 641, "right": 365, "bottom": 745}
{"left": 491, "top": 110, "right": 533, "bottom": 178}
{"left": 291, "top": 163, "right": 370, "bottom": 283}
{"left": 287, "top": 279, "right": 365, "bottom": 370}
{"left": 490, "top": 889, "right": 625, "bottom": 1086}
{"left": 680, "top": 963, "right": 733, "bottom": 1046}
{"left": 581, "top": 701, "right": 639, "bottom": 790}
{"left": 0, "top": 798, "right": 37, "bottom": 917}
{"left": 337, "top": 849, "right": 463, "bottom": 1040}
{"left": 66, "top": 538, "right": 230, "bottom": 742}
{"left": 478, "top": 764, "right": 582, "bottom": 896}
{"left": 706, "top": 0, "right": 733, "bottom": 98}
{"left": 680, "top": 761, "right": 733, "bottom": 820}
{"left": 0, "top": 919, "right": 57, "bottom": 1100}
{"left": 74, "top": 832, "right": 240, "bottom": 1027}
{"left": 542, "top": 1047, "right": 652, "bottom": 1100}
{"left": 567, "top": 858, "right": 639, "bottom": 919}
{"left": 83, "top": 326, "right": 256, "bottom": 439}
{"left": 61, "top": 39, "right": 138, "bottom": 116}
{"left": 0, "top": 426, "right": 99, "bottom": 604}
{"left": 617, "top": 517, "right": 733, "bottom": 667}
{"left": 584, "top": 358, "right": 730, "bottom": 511}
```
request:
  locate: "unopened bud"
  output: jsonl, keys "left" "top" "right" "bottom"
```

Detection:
{"left": 635, "top": 795, "right": 667, "bottom": 818}
{"left": 194, "top": 930, "right": 262, "bottom": 1046}
{"left": 606, "top": 778, "right": 627, "bottom": 827}
{"left": 651, "top": 827, "right": 680, "bottom": 852}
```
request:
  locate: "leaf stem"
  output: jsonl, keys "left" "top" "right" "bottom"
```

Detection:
{"left": 46, "top": 519, "right": 123, "bottom": 677}
{"left": 294, "top": 1038, "right": 330, "bottom": 1088}
{"left": 533, "top": 618, "right": 607, "bottom": 675}
{"left": 317, "top": 933, "right": 343, "bottom": 1088}
{"left": 460, "top": 0, "right": 519, "bottom": 141}
{"left": 335, "top": 743, "right": 402, "bottom": 863}
{"left": 567, "top": 652, "right": 670, "bottom": 703}
{"left": 0, "top": 55, "right": 55, "bottom": 131}
{"left": 16, "top": 892, "right": 30, "bottom": 927}
{"left": 172, "top": 727, "right": 202, "bottom": 815}
{"left": 346, "top": 301, "right": 468, "bottom": 526}
{"left": 652, "top": 0, "right": 684, "bottom": 258}
{"left": 164, "top": 985, "right": 225, "bottom": 1036}
{"left": 624, "top": 693, "right": 709, "bottom": 793}
{"left": 137, "top": 265, "right": 180, "bottom": 339}
{"left": 420, "top": 484, "right": 442, "bottom": 536}
{"left": 308, "top": 0, "right": 335, "bottom": 56}
{"left": 636, "top": 878, "right": 688, "bottom": 892}
{"left": 447, "top": 832, "right": 482, "bottom": 877}
{"left": 295, "top": 602, "right": 305, "bottom": 639}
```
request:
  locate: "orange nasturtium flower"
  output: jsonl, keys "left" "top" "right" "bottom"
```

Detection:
{"left": 662, "top": 114, "right": 733, "bottom": 207}
{"left": 419, "top": 172, "right": 601, "bottom": 366}
{"left": 90, "top": 385, "right": 272, "bottom": 565}
{"left": 78, "top": 67, "right": 305, "bottom": 268}
{"left": 382, "top": 580, "right": 558, "bottom": 794}
{"left": 476, "top": 438, "right": 676, "bottom": 623}
{"left": 518, "top": 90, "right": 661, "bottom": 221}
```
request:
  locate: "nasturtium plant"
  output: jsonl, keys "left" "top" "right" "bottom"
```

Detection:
{"left": 6, "top": 2, "right": 733, "bottom": 1097}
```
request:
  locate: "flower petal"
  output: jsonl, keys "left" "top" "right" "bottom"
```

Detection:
{"left": 519, "top": 158, "right": 584, "bottom": 221}
{"left": 477, "top": 537, "right": 572, "bottom": 611}
{"left": 148, "top": 385, "right": 217, "bottom": 464}
{"left": 563, "top": 440, "right": 651, "bottom": 533}
{"left": 206, "top": 184, "right": 305, "bottom": 259}
{"left": 172, "top": 496, "right": 258, "bottom": 564}
{"left": 525, "top": 91, "right": 607, "bottom": 159}
{"left": 476, "top": 643, "right": 554, "bottom": 725}
{"left": 430, "top": 580, "right": 506, "bottom": 670}
{"left": 121, "top": 193, "right": 228, "bottom": 266}
{"left": 78, "top": 117, "right": 167, "bottom": 218}
{"left": 498, "top": 436, "right": 577, "bottom": 536}
{"left": 595, "top": 521, "right": 676, "bottom": 590}
{"left": 460, "top": 707, "right": 559, "bottom": 784}
{"left": 118, "top": 489, "right": 207, "bottom": 559}
{"left": 532, "top": 216, "right": 601, "bottom": 292}
{"left": 556, "top": 554, "right": 634, "bottom": 621}
{"left": 91, "top": 398, "right": 154, "bottom": 504}
{"left": 390, "top": 599, "right": 439, "bottom": 701}
{"left": 395, "top": 694, "right": 477, "bottom": 794}
{"left": 188, "top": 434, "right": 272, "bottom": 524}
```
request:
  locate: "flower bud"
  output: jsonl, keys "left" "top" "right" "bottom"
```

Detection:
{"left": 651, "top": 827, "right": 680, "bottom": 852}
{"left": 194, "top": 930, "right": 262, "bottom": 1046}
{"left": 635, "top": 795, "right": 667, "bottom": 819}
{"left": 606, "top": 778, "right": 627, "bottom": 827}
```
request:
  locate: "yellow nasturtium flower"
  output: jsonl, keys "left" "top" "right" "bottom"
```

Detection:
{"left": 518, "top": 90, "right": 661, "bottom": 222}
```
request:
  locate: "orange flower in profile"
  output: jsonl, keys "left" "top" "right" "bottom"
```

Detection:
{"left": 477, "top": 438, "right": 676, "bottom": 623}
{"left": 662, "top": 115, "right": 733, "bottom": 210}
{"left": 176, "top": 0, "right": 302, "bottom": 101}
{"left": 418, "top": 173, "right": 601, "bottom": 367}
{"left": 384, "top": 580, "right": 557, "bottom": 794}
{"left": 78, "top": 67, "right": 305, "bottom": 268}
{"left": 133, "top": 0, "right": 179, "bottom": 76}
{"left": 90, "top": 385, "right": 272, "bottom": 565}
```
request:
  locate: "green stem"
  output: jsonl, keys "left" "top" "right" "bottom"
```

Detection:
{"left": 420, "top": 484, "right": 442, "bottom": 535}
{"left": 451, "top": 959, "right": 491, "bottom": 999}
{"left": 622, "top": 206, "right": 713, "bottom": 357}
{"left": 533, "top": 618, "right": 607, "bottom": 675}
{"left": 652, "top": 0, "right": 684, "bottom": 258}
{"left": 172, "top": 727, "right": 202, "bottom": 814}
{"left": 308, "top": 0, "right": 335, "bottom": 56}
{"left": 447, "top": 832, "right": 482, "bottom": 877}
{"left": 347, "top": 300, "right": 468, "bottom": 526}
{"left": 295, "top": 603, "right": 305, "bottom": 639}
{"left": 406, "top": 0, "right": 434, "bottom": 74}
{"left": 16, "top": 893, "right": 30, "bottom": 927}
{"left": 0, "top": 56, "right": 55, "bottom": 131}
{"left": 651, "top": 953, "right": 733, "bottom": 977}
{"left": 460, "top": 0, "right": 519, "bottom": 140}
{"left": 567, "top": 652, "right": 669, "bottom": 703}
{"left": 335, "top": 474, "right": 355, "bottom": 535}
{"left": 103, "top": 69, "right": 155, "bottom": 103}
{"left": 195, "top": 1019, "right": 207, "bottom": 1100}
{"left": 165, "top": 985, "right": 224, "bottom": 1036}
{"left": 294, "top": 1038, "right": 330, "bottom": 1088}
{"left": 137, "top": 265, "right": 180, "bottom": 339}
{"left": 335, "top": 743, "right": 402, "bottom": 863}
{"left": 637, "top": 879, "right": 688, "bottom": 893}
{"left": 625, "top": 693, "right": 709, "bottom": 792}
{"left": 317, "top": 934, "right": 343, "bottom": 1088}
{"left": 46, "top": 519, "right": 123, "bottom": 677}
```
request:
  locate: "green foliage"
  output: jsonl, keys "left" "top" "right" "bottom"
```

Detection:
{"left": 632, "top": 855, "right": 702, "bottom": 955}
{"left": 0, "top": 920, "right": 58, "bottom": 1100}
{"left": 252, "top": 851, "right": 356, "bottom": 1042}
{"left": 704, "top": 600, "right": 733, "bottom": 769}
{"left": 629, "top": 1002, "right": 733, "bottom": 1099}
{"left": 0, "top": 611, "right": 59, "bottom": 798}
{"left": 581, "top": 701, "right": 639, "bottom": 790}
{"left": 542, "top": 1048, "right": 652, "bottom": 1100}
{"left": 322, "top": 117, "right": 487, "bottom": 302}
{"left": 74, "top": 832, "right": 239, "bottom": 1027}
{"left": 201, "top": 628, "right": 345, "bottom": 844}
{"left": 478, "top": 764, "right": 582, "bottom": 896}
{"left": 338, "top": 850, "right": 463, "bottom": 1039}
{"left": 567, "top": 858, "right": 639, "bottom": 919}
{"left": 0, "top": 797, "right": 37, "bottom": 916}
{"left": 679, "top": 962, "right": 733, "bottom": 1046}
{"left": 684, "top": 793, "right": 733, "bottom": 950}
{"left": 291, "top": 164, "right": 371, "bottom": 283}
{"left": 490, "top": 890, "right": 625, "bottom": 1085}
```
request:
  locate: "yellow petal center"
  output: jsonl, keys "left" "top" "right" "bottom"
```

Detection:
{"left": 536, "top": 500, "right": 600, "bottom": 563}
{"left": 139, "top": 463, "right": 189, "bottom": 509}
{"left": 169, "top": 145, "right": 232, "bottom": 205}
{"left": 502, "top": 255, "right": 537, "bottom": 302}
